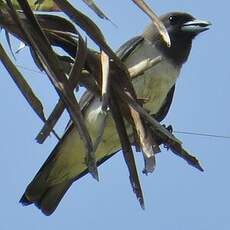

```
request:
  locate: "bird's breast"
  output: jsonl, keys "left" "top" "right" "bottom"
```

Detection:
{"left": 123, "top": 40, "right": 180, "bottom": 114}
{"left": 132, "top": 59, "right": 180, "bottom": 114}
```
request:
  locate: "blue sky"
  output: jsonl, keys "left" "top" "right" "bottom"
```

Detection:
{"left": 0, "top": 0, "right": 229, "bottom": 229}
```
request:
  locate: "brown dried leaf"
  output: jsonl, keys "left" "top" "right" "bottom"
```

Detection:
{"left": 11, "top": 0, "right": 98, "bottom": 179}
{"left": 82, "top": 0, "right": 110, "bottom": 20}
{"left": 53, "top": 0, "right": 127, "bottom": 72}
{"left": 110, "top": 94, "right": 145, "bottom": 209}
{"left": 101, "top": 50, "right": 110, "bottom": 111}
{"left": 36, "top": 33, "right": 87, "bottom": 143}
{"left": 132, "top": 0, "right": 171, "bottom": 47}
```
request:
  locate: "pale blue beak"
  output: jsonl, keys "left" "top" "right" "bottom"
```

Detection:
{"left": 181, "top": 19, "right": 211, "bottom": 33}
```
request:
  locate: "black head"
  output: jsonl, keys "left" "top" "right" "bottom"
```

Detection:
{"left": 144, "top": 12, "right": 211, "bottom": 65}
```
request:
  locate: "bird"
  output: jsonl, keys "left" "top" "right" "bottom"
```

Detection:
{"left": 20, "top": 12, "right": 210, "bottom": 215}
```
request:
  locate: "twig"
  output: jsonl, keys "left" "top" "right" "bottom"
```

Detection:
{"left": 101, "top": 50, "right": 110, "bottom": 111}
{"left": 129, "top": 56, "right": 162, "bottom": 78}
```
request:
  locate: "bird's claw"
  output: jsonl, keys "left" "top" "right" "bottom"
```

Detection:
{"left": 162, "top": 124, "right": 173, "bottom": 150}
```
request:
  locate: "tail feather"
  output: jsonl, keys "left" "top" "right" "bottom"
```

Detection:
{"left": 20, "top": 194, "right": 33, "bottom": 206}
{"left": 20, "top": 178, "right": 72, "bottom": 216}
{"left": 21, "top": 166, "right": 51, "bottom": 204}
{"left": 19, "top": 160, "right": 73, "bottom": 215}
{"left": 35, "top": 181, "right": 73, "bottom": 216}
{"left": 20, "top": 143, "right": 118, "bottom": 215}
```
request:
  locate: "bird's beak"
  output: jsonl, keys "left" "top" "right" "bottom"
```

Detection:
{"left": 181, "top": 19, "right": 211, "bottom": 33}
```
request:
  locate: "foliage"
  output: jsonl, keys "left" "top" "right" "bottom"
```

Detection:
{"left": 0, "top": 0, "right": 203, "bottom": 208}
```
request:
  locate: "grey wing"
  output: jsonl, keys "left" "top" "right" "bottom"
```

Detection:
{"left": 77, "top": 37, "right": 143, "bottom": 113}
{"left": 116, "top": 36, "right": 144, "bottom": 60}
{"left": 66, "top": 35, "right": 144, "bottom": 130}
{"left": 77, "top": 36, "right": 144, "bottom": 111}
{"left": 154, "top": 85, "right": 175, "bottom": 122}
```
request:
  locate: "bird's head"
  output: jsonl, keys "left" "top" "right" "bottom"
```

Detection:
{"left": 144, "top": 12, "right": 211, "bottom": 65}
{"left": 161, "top": 12, "right": 211, "bottom": 40}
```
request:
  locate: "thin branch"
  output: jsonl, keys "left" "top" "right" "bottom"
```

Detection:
{"left": 129, "top": 56, "right": 162, "bottom": 78}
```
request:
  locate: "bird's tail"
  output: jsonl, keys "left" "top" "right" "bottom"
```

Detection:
{"left": 20, "top": 168, "right": 73, "bottom": 216}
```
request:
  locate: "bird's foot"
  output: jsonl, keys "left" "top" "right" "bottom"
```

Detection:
{"left": 162, "top": 124, "right": 173, "bottom": 150}
{"left": 162, "top": 124, "right": 173, "bottom": 133}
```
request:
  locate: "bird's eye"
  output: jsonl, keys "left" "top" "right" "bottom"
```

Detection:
{"left": 168, "top": 15, "right": 178, "bottom": 25}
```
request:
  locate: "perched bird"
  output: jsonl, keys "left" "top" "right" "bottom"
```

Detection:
{"left": 20, "top": 12, "right": 210, "bottom": 215}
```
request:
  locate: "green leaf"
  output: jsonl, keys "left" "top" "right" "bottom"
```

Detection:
{"left": 8, "top": 0, "right": 60, "bottom": 11}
